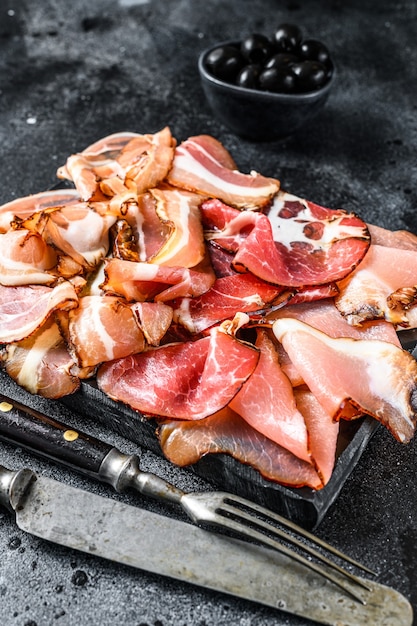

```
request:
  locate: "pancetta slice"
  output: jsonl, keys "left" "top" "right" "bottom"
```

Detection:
{"left": 0, "top": 282, "right": 79, "bottom": 343}
{"left": 0, "top": 230, "right": 57, "bottom": 286}
{"left": 157, "top": 407, "right": 323, "bottom": 489}
{"left": 101, "top": 255, "right": 216, "bottom": 302}
{"left": 63, "top": 295, "right": 146, "bottom": 368}
{"left": 130, "top": 301, "right": 173, "bottom": 346}
{"left": 120, "top": 193, "right": 171, "bottom": 262}
{"left": 149, "top": 188, "right": 206, "bottom": 268}
{"left": 171, "top": 273, "right": 290, "bottom": 334}
{"left": 167, "top": 135, "right": 280, "bottom": 209}
{"left": 97, "top": 326, "right": 260, "bottom": 420}
{"left": 273, "top": 318, "right": 417, "bottom": 443}
{"left": 336, "top": 244, "right": 417, "bottom": 326}
{"left": 1, "top": 319, "right": 80, "bottom": 399}
{"left": 229, "top": 329, "right": 311, "bottom": 462}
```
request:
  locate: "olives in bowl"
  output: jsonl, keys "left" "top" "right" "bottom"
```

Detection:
{"left": 198, "top": 24, "right": 335, "bottom": 141}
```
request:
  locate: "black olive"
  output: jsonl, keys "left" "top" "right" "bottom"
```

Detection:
{"left": 291, "top": 60, "right": 328, "bottom": 91}
{"left": 236, "top": 64, "right": 261, "bottom": 89}
{"left": 259, "top": 66, "right": 296, "bottom": 93}
{"left": 273, "top": 23, "right": 303, "bottom": 52}
{"left": 265, "top": 52, "right": 299, "bottom": 70}
{"left": 240, "top": 34, "right": 273, "bottom": 64}
{"left": 205, "top": 45, "right": 244, "bottom": 81}
{"left": 299, "top": 39, "right": 331, "bottom": 67}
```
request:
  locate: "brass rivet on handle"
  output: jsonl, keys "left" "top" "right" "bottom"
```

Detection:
{"left": 0, "top": 401, "right": 13, "bottom": 412}
{"left": 63, "top": 430, "right": 79, "bottom": 442}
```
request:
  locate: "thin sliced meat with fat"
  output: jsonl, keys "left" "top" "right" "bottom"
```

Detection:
{"left": 0, "top": 282, "right": 79, "bottom": 343}
{"left": 229, "top": 329, "right": 311, "bottom": 462}
{"left": 63, "top": 295, "right": 146, "bottom": 368}
{"left": 157, "top": 407, "right": 323, "bottom": 489}
{"left": 121, "top": 193, "right": 171, "bottom": 262}
{"left": 167, "top": 135, "right": 279, "bottom": 209}
{"left": 336, "top": 244, "right": 417, "bottom": 326}
{"left": 130, "top": 301, "right": 173, "bottom": 346}
{"left": 368, "top": 223, "right": 417, "bottom": 251}
{"left": 0, "top": 229, "right": 57, "bottom": 286}
{"left": 273, "top": 317, "right": 417, "bottom": 443}
{"left": 1, "top": 319, "right": 80, "bottom": 398}
{"left": 97, "top": 327, "right": 260, "bottom": 420}
{"left": 101, "top": 254, "right": 215, "bottom": 302}
{"left": 171, "top": 273, "right": 290, "bottom": 334}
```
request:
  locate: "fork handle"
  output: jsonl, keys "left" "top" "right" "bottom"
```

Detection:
{"left": 0, "top": 392, "right": 114, "bottom": 480}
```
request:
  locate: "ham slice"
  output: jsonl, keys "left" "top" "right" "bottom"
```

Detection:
{"left": 0, "top": 229, "right": 57, "bottom": 286}
{"left": 229, "top": 329, "right": 311, "bottom": 462}
{"left": 158, "top": 407, "right": 323, "bottom": 489}
{"left": 273, "top": 317, "right": 417, "bottom": 443}
{"left": 97, "top": 326, "right": 260, "bottom": 420}
{"left": 63, "top": 295, "right": 146, "bottom": 368}
{"left": 0, "top": 282, "right": 79, "bottom": 343}
{"left": 167, "top": 135, "right": 280, "bottom": 209}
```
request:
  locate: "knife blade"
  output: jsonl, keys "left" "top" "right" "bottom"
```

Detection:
{"left": 0, "top": 462, "right": 413, "bottom": 626}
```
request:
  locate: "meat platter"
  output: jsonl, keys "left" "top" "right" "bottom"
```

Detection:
{"left": 2, "top": 127, "right": 417, "bottom": 529}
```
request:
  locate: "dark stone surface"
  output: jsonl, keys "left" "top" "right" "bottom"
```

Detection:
{"left": 0, "top": 0, "right": 417, "bottom": 624}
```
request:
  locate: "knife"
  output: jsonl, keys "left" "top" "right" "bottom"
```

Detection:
{"left": 0, "top": 461, "right": 413, "bottom": 626}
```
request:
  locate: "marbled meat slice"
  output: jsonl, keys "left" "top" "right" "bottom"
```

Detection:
{"left": 273, "top": 317, "right": 417, "bottom": 443}
{"left": 97, "top": 327, "right": 260, "bottom": 420}
{"left": 167, "top": 135, "right": 279, "bottom": 209}
{"left": 157, "top": 407, "right": 323, "bottom": 489}
{"left": 0, "top": 229, "right": 58, "bottom": 286}
{"left": 229, "top": 328, "right": 311, "bottom": 462}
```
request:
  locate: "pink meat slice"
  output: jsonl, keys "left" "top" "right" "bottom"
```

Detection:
{"left": 97, "top": 327, "right": 260, "bottom": 420}
{"left": 273, "top": 317, "right": 417, "bottom": 443}
{"left": 157, "top": 407, "right": 323, "bottom": 489}
{"left": 229, "top": 329, "right": 311, "bottom": 462}
{"left": 0, "top": 229, "right": 58, "bottom": 286}
{"left": 167, "top": 135, "right": 280, "bottom": 209}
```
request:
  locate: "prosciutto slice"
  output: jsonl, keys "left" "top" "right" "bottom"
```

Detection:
{"left": 229, "top": 329, "right": 311, "bottom": 462}
{"left": 273, "top": 317, "right": 417, "bottom": 443}
{"left": 167, "top": 135, "right": 280, "bottom": 209}
{"left": 203, "top": 194, "right": 370, "bottom": 287}
{"left": 1, "top": 319, "right": 80, "bottom": 398}
{"left": 158, "top": 407, "right": 323, "bottom": 489}
{"left": 63, "top": 295, "right": 146, "bottom": 368}
{"left": 130, "top": 301, "right": 173, "bottom": 346}
{"left": 0, "top": 230, "right": 57, "bottom": 286}
{"left": 101, "top": 255, "right": 215, "bottom": 302}
{"left": 97, "top": 327, "right": 260, "bottom": 420}
{"left": 0, "top": 282, "right": 79, "bottom": 343}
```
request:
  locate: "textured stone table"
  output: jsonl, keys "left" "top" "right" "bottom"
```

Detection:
{"left": 0, "top": 1, "right": 416, "bottom": 624}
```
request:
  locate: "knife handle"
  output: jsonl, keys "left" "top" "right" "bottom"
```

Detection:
{"left": 0, "top": 393, "right": 113, "bottom": 479}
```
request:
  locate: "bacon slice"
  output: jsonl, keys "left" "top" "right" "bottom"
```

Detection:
{"left": 167, "top": 135, "right": 280, "bottom": 209}
{"left": 0, "top": 229, "right": 58, "bottom": 286}
{"left": 130, "top": 301, "right": 173, "bottom": 346}
{"left": 0, "top": 282, "right": 79, "bottom": 343}
{"left": 101, "top": 255, "right": 215, "bottom": 302}
{"left": 1, "top": 319, "right": 80, "bottom": 398}
{"left": 120, "top": 193, "right": 171, "bottom": 262}
{"left": 63, "top": 295, "right": 146, "bottom": 368}
{"left": 273, "top": 317, "right": 417, "bottom": 443}
{"left": 229, "top": 329, "right": 311, "bottom": 462}
{"left": 157, "top": 407, "right": 323, "bottom": 489}
{"left": 171, "top": 273, "right": 289, "bottom": 334}
{"left": 97, "top": 327, "right": 260, "bottom": 420}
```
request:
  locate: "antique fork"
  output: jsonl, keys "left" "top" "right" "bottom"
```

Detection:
{"left": 0, "top": 392, "right": 375, "bottom": 604}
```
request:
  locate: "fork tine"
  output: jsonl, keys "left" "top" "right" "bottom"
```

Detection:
{"left": 206, "top": 508, "right": 369, "bottom": 605}
{"left": 222, "top": 493, "right": 376, "bottom": 575}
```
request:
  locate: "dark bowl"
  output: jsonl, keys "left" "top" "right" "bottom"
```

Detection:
{"left": 198, "top": 40, "right": 335, "bottom": 141}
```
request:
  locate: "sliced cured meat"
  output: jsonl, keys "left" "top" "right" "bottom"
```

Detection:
{"left": 171, "top": 273, "right": 289, "bottom": 334}
{"left": 294, "top": 387, "right": 339, "bottom": 485}
{"left": 64, "top": 295, "right": 146, "bottom": 368}
{"left": 0, "top": 189, "right": 82, "bottom": 234}
{"left": 167, "top": 135, "right": 280, "bottom": 209}
{"left": 335, "top": 244, "right": 417, "bottom": 326}
{"left": 122, "top": 193, "right": 171, "bottom": 262}
{"left": 0, "top": 282, "right": 79, "bottom": 343}
{"left": 97, "top": 327, "right": 260, "bottom": 420}
{"left": 101, "top": 255, "right": 215, "bottom": 302}
{"left": 149, "top": 188, "right": 206, "bottom": 268}
{"left": 0, "top": 229, "right": 57, "bottom": 286}
{"left": 273, "top": 317, "right": 417, "bottom": 443}
{"left": 1, "top": 319, "right": 80, "bottom": 399}
{"left": 286, "top": 283, "right": 339, "bottom": 305}
{"left": 368, "top": 223, "right": 417, "bottom": 251}
{"left": 123, "top": 126, "right": 176, "bottom": 194}
{"left": 229, "top": 329, "right": 311, "bottom": 462}
{"left": 130, "top": 301, "right": 173, "bottom": 346}
{"left": 157, "top": 407, "right": 323, "bottom": 489}
{"left": 203, "top": 194, "right": 370, "bottom": 287}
